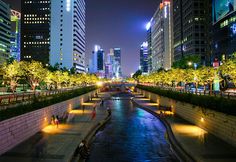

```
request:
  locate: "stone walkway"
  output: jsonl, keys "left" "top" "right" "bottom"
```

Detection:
{"left": 0, "top": 92, "right": 109, "bottom": 162}
{"left": 133, "top": 93, "right": 236, "bottom": 162}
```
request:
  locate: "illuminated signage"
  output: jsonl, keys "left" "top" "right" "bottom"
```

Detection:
{"left": 231, "top": 23, "right": 236, "bottom": 34}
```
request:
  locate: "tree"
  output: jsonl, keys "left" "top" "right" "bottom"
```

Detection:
{"left": 132, "top": 70, "right": 142, "bottom": 81}
{"left": 22, "top": 61, "right": 47, "bottom": 91}
{"left": 220, "top": 59, "right": 236, "bottom": 88}
{"left": 2, "top": 61, "right": 24, "bottom": 93}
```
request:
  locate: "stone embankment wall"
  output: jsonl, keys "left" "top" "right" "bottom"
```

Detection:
{"left": 0, "top": 89, "right": 99, "bottom": 155}
{"left": 137, "top": 88, "right": 236, "bottom": 147}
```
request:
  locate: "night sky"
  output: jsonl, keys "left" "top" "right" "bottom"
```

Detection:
{"left": 4, "top": 0, "right": 159, "bottom": 76}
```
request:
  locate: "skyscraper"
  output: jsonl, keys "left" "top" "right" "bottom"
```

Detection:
{"left": 149, "top": 0, "right": 173, "bottom": 71}
{"left": 21, "top": 0, "right": 50, "bottom": 65}
{"left": 10, "top": 10, "right": 21, "bottom": 61}
{"left": 89, "top": 45, "right": 105, "bottom": 77}
{"left": 105, "top": 50, "right": 115, "bottom": 79}
{"left": 50, "top": 0, "right": 86, "bottom": 72}
{"left": 140, "top": 42, "right": 149, "bottom": 73}
{"left": 0, "top": 0, "right": 11, "bottom": 64}
{"left": 212, "top": 0, "right": 236, "bottom": 62}
{"left": 173, "top": 0, "right": 211, "bottom": 65}
{"left": 113, "top": 48, "right": 122, "bottom": 78}
{"left": 146, "top": 20, "right": 153, "bottom": 73}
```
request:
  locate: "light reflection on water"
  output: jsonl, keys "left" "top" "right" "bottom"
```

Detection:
{"left": 86, "top": 94, "right": 178, "bottom": 162}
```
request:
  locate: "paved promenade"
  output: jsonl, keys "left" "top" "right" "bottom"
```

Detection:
{"left": 0, "top": 92, "right": 109, "bottom": 162}
{"left": 133, "top": 92, "right": 236, "bottom": 162}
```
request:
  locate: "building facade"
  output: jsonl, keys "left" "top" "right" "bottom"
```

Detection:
{"left": 21, "top": 0, "right": 50, "bottom": 65}
{"left": 150, "top": 0, "right": 173, "bottom": 71}
{"left": 140, "top": 42, "right": 149, "bottom": 73}
{"left": 173, "top": 0, "right": 211, "bottom": 65}
{"left": 105, "top": 50, "right": 114, "bottom": 79}
{"left": 89, "top": 45, "right": 105, "bottom": 77}
{"left": 0, "top": 0, "right": 11, "bottom": 64}
{"left": 10, "top": 10, "right": 21, "bottom": 61}
{"left": 50, "top": 0, "right": 86, "bottom": 72}
{"left": 113, "top": 48, "right": 122, "bottom": 78}
{"left": 146, "top": 20, "right": 152, "bottom": 73}
{"left": 212, "top": 0, "right": 236, "bottom": 62}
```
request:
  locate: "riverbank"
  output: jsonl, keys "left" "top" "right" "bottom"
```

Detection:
{"left": 0, "top": 92, "right": 110, "bottom": 162}
{"left": 132, "top": 92, "right": 236, "bottom": 162}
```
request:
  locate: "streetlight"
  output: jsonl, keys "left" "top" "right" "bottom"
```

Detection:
{"left": 188, "top": 62, "right": 193, "bottom": 66}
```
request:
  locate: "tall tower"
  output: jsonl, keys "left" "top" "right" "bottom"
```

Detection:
{"left": 10, "top": 10, "right": 21, "bottom": 61}
{"left": 173, "top": 0, "right": 211, "bottom": 65}
{"left": 21, "top": 0, "right": 51, "bottom": 65}
{"left": 140, "top": 42, "right": 149, "bottom": 73}
{"left": 0, "top": 0, "right": 11, "bottom": 64}
{"left": 113, "top": 48, "right": 122, "bottom": 78}
{"left": 50, "top": 0, "right": 86, "bottom": 73}
{"left": 89, "top": 45, "right": 105, "bottom": 77}
{"left": 151, "top": 0, "right": 172, "bottom": 71}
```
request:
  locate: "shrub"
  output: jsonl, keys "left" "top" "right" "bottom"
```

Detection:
{"left": 0, "top": 86, "right": 97, "bottom": 121}
{"left": 136, "top": 85, "right": 236, "bottom": 116}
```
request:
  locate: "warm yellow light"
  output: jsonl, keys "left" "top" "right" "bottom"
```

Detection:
{"left": 82, "top": 103, "right": 95, "bottom": 106}
{"left": 134, "top": 98, "right": 150, "bottom": 101}
{"left": 188, "top": 62, "right": 193, "bottom": 66}
{"left": 96, "top": 81, "right": 103, "bottom": 87}
{"left": 201, "top": 117, "right": 204, "bottom": 122}
{"left": 44, "top": 117, "right": 47, "bottom": 121}
{"left": 173, "top": 124, "right": 207, "bottom": 137}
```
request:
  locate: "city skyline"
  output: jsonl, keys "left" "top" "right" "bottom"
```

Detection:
{"left": 4, "top": 0, "right": 159, "bottom": 76}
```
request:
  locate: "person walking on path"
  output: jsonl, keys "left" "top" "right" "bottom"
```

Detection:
{"left": 82, "top": 105, "right": 85, "bottom": 113}
{"left": 91, "top": 106, "right": 96, "bottom": 120}
{"left": 100, "top": 99, "right": 104, "bottom": 107}
{"left": 107, "top": 107, "right": 111, "bottom": 116}
{"left": 55, "top": 116, "right": 59, "bottom": 128}
{"left": 78, "top": 140, "right": 89, "bottom": 159}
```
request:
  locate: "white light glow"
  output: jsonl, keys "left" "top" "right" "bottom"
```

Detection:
{"left": 66, "top": 0, "right": 71, "bottom": 12}
{"left": 146, "top": 22, "right": 151, "bottom": 30}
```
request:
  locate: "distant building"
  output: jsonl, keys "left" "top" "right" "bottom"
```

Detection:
{"left": 10, "top": 10, "right": 21, "bottom": 61}
{"left": 105, "top": 51, "right": 115, "bottom": 79}
{"left": 89, "top": 45, "right": 105, "bottom": 77}
{"left": 0, "top": 0, "right": 11, "bottom": 64}
{"left": 146, "top": 20, "right": 153, "bottom": 72}
{"left": 21, "top": 0, "right": 51, "bottom": 65}
{"left": 149, "top": 0, "right": 173, "bottom": 71}
{"left": 113, "top": 48, "right": 122, "bottom": 78}
{"left": 173, "top": 0, "right": 211, "bottom": 65}
{"left": 50, "top": 0, "right": 86, "bottom": 72}
{"left": 212, "top": 0, "right": 236, "bottom": 62}
{"left": 140, "top": 42, "right": 149, "bottom": 73}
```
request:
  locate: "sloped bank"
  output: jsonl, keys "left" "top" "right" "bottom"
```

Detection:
{"left": 0, "top": 87, "right": 99, "bottom": 155}
{"left": 136, "top": 86, "right": 236, "bottom": 148}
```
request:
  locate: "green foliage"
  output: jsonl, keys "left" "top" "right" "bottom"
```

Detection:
{"left": 137, "top": 85, "right": 236, "bottom": 116}
{"left": 0, "top": 86, "right": 97, "bottom": 121}
{"left": 173, "top": 55, "right": 201, "bottom": 69}
{"left": 132, "top": 70, "right": 142, "bottom": 80}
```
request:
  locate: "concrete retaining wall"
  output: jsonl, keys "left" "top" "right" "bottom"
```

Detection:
{"left": 0, "top": 89, "right": 99, "bottom": 155}
{"left": 137, "top": 88, "right": 236, "bottom": 147}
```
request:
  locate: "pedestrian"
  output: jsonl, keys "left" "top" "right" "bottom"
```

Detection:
{"left": 51, "top": 115, "right": 55, "bottom": 125}
{"left": 107, "top": 107, "right": 111, "bottom": 116}
{"left": 91, "top": 107, "right": 96, "bottom": 120}
{"left": 100, "top": 99, "right": 104, "bottom": 106}
{"left": 82, "top": 105, "right": 85, "bottom": 113}
{"left": 55, "top": 116, "right": 59, "bottom": 128}
{"left": 79, "top": 140, "right": 89, "bottom": 159}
